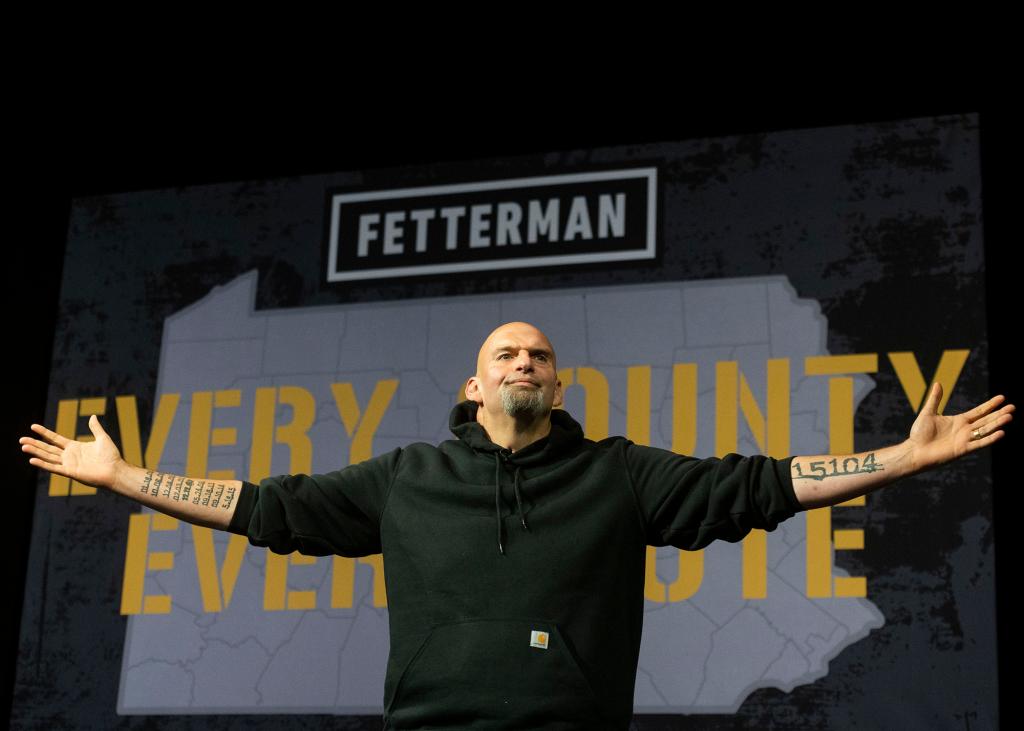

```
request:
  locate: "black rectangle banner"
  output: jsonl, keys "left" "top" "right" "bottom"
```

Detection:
{"left": 326, "top": 168, "right": 657, "bottom": 281}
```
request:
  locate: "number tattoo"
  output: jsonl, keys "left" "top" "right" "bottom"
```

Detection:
{"left": 791, "top": 453, "right": 883, "bottom": 481}
{"left": 138, "top": 472, "right": 234, "bottom": 510}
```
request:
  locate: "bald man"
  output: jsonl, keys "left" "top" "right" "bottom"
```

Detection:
{"left": 21, "top": 322, "right": 1013, "bottom": 730}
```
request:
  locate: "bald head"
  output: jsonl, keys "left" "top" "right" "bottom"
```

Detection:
{"left": 475, "top": 322, "right": 556, "bottom": 376}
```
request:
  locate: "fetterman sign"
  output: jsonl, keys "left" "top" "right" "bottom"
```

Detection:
{"left": 325, "top": 168, "right": 657, "bottom": 281}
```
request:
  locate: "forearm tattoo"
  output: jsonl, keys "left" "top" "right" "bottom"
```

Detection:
{"left": 139, "top": 471, "right": 236, "bottom": 510}
{"left": 791, "top": 453, "right": 884, "bottom": 481}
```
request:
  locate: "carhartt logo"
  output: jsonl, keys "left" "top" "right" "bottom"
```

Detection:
{"left": 530, "top": 630, "right": 549, "bottom": 649}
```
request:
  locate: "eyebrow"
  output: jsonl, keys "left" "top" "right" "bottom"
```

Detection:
{"left": 491, "top": 345, "right": 554, "bottom": 359}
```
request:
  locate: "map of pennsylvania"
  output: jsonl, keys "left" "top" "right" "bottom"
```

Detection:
{"left": 117, "top": 272, "right": 882, "bottom": 714}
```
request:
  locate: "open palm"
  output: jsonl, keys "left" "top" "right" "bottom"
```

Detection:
{"left": 908, "top": 383, "right": 1013, "bottom": 472}
{"left": 20, "top": 415, "right": 123, "bottom": 489}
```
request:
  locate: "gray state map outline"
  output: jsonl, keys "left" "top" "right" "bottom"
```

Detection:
{"left": 117, "top": 271, "right": 883, "bottom": 715}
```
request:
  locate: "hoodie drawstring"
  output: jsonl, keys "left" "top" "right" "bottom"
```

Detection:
{"left": 494, "top": 456, "right": 504, "bottom": 555}
{"left": 494, "top": 453, "right": 529, "bottom": 554}
{"left": 512, "top": 466, "right": 528, "bottom": 532}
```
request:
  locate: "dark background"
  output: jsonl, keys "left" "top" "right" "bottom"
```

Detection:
{"left": 7, "top": 96, "right": 1014, "bottom": 725}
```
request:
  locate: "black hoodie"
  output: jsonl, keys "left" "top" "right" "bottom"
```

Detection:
{"left": 229, "top": 401, "right": 802, "bottom": 729}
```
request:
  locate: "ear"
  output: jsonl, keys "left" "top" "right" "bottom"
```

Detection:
{"left": 552, "top": 378, "right": 564, "bottom": 409}
{"left": 465, "top": 376, "right": 483, "bottom": 404}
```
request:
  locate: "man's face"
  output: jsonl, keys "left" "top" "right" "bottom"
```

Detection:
{"left": 467, "top": 322, "right": 563, "bottom": 420}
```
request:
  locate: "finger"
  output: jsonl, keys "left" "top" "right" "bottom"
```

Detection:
{"left": 18, "top": 436, "right": 63, "bottom": 458}
{"left": 29, "top": 423, "right": 70, "bottom": 448}
{"left": 922, "top": 382, "right": 942, "bottom": 415}
{"left": 27, "top": 457, "right": 71, "bottom": 479}
{"left": 87, "top": 414, "right": 107, "bottom": 439}
{"left": 966, "top": 429, "right": 1005, "bottom": 451}
{"left": 21, "top": 443, "right": 64, "bottom": 465}
{"left": 24, "top": 452, "right": 63, "bottom": 468}
{"left": 969, "top": 411, "right": 1014, "bottom": 440}
{"left": 983, "top": 408, "right": 1014, "bottom": 426}
{"left": 964, "top": 394, "right": 1007, "bottom": 422}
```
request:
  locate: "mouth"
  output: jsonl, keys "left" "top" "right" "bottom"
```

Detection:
{"left": 503, "top": 379, "right": 540, "bottom": 387}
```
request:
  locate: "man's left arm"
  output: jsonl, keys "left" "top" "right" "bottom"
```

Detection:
{"left": 791, "top": 383, "right": 1013, "bottom": 509}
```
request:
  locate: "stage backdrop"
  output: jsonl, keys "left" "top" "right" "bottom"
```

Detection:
{"left": 14, "top": 115, "right": 994, "bottom": 729}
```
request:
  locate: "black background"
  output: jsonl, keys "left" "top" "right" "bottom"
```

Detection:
{"left": 7, "top": 88, "right": 1015, "bottom": 726}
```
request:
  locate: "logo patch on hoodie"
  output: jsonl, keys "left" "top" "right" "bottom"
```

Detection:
{"left": 530, "top": 630, "right": 549, "bottom": 649}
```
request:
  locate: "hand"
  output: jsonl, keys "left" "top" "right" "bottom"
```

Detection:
{"left": 20, "top": 415, "right": 124, "bottom": 489}
{"left": 907, "top": 383, "right": 1014, "bottom": 473}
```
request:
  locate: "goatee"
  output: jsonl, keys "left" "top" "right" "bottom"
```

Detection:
{"left": 500, "top": 385, "right": 546, "bottom": 419}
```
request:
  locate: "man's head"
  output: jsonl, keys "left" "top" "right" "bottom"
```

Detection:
{"left": 466, "top": 322, "right": 563, "bottom": 422}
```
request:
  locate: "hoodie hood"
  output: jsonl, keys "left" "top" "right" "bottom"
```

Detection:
{"left": 448, "top": 400, "right": 585, "bottom": 464}
{"left": 449, "top": 400, "right": 586, "bottom": 554}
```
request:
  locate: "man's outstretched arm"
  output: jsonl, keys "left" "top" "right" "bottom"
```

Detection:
{"left": 791, "top": 383, "right": 1013, "bottom": 509}
{"left": 20, "top": 415, "right": 241, "bottom": 529}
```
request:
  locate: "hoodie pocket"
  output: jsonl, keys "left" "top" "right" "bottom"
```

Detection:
{"left": 386, "top": 618, "right": 607, "bottom": 727}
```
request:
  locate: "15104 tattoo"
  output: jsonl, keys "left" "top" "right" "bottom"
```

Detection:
{"left": 792, "top": 453, "right": 884, "bottom": 481}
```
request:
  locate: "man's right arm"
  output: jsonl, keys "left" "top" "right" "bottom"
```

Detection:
{"left": 20, "top": 415, "right": 241, "bottom": 530}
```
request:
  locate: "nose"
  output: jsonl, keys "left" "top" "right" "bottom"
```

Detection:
{"left": 513, "top": 350, "right": 533, "bottom": 370}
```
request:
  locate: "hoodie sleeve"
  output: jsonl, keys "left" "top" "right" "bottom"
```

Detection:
{"left": 226, "top": 448, "right": 401, "bottom": 557}
{"left": 624, "top": 443, "right": 803, "bottom": 550}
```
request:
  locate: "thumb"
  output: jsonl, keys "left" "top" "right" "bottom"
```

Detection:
{"left": 88, "top": 414, "right": 106, "bottom": 439}
{"left": 921, "top": 382, "right": 943, "bottom": 415}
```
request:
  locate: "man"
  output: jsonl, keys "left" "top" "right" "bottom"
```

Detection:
{"left": 20, "top": 322, "right": 1014, "bottom": 729}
